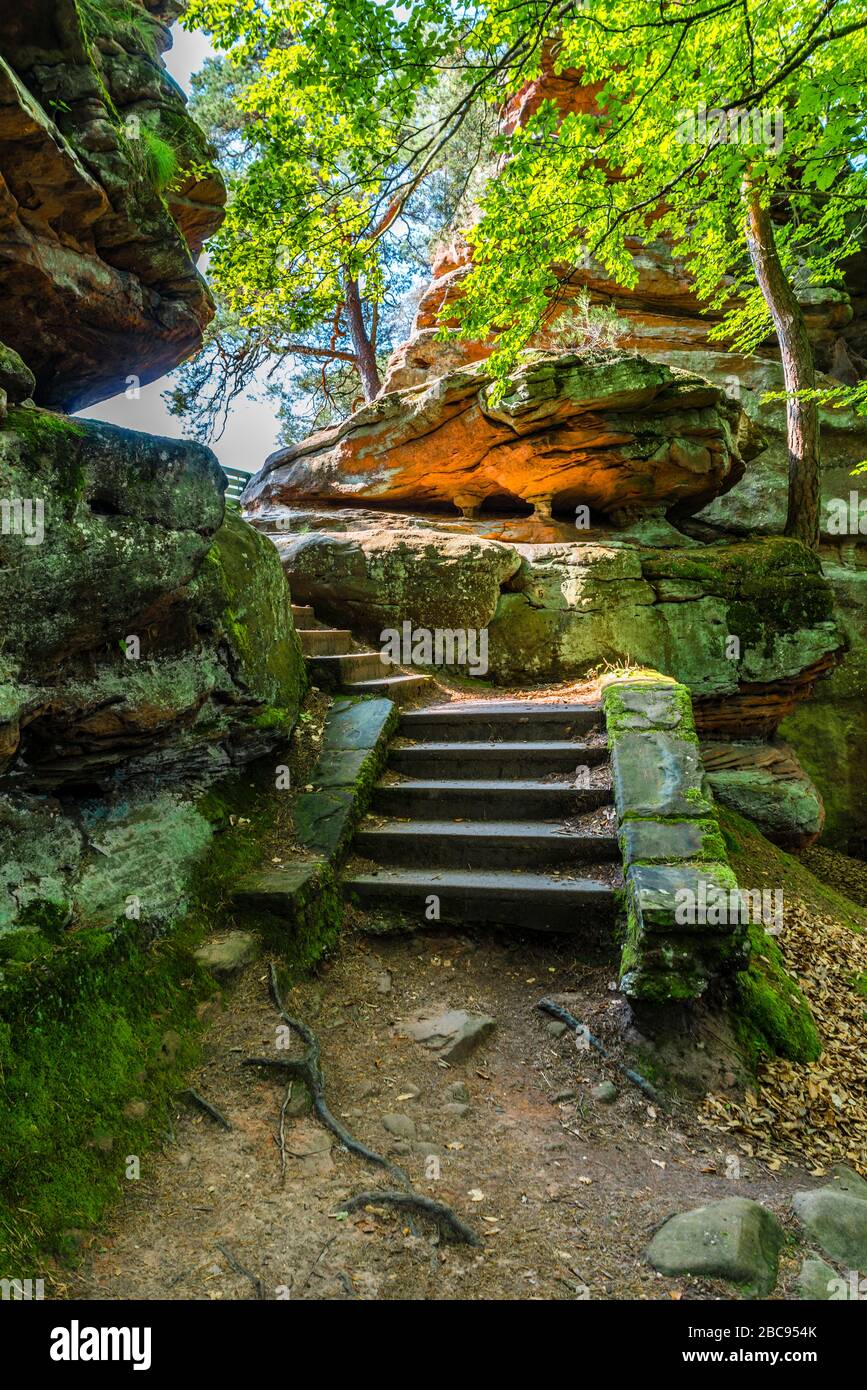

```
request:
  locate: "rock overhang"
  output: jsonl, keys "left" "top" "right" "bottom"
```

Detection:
{"left": 0, "top": 0, "right": 226, "bottom": 411}
{"left": 242, "top": 350, "right": 760, "bottom": 524}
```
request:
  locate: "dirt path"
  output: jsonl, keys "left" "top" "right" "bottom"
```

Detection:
{"left": 69, "top": 922, "right": 816, "bottom": 1302}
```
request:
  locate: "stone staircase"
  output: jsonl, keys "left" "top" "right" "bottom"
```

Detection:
{"left": 343, "top": 700, "right": 622, "bottom": 939}
{"left": 291, "top": 603, "right": 431, "bottom": 702}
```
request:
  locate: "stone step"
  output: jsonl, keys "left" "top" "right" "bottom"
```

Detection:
{"left": 355, "top": 818, "right": 619, "bottom": 869}
{"left": 389, "top": 741, "right": 608, "bottom": 779}
{"left": 343, "top": 674, "right": 433, "bottom": 703}
{"left": 399, "top": 702, "right": 602, "bottom": 742}
{"left": 291, "top": 604, "right": 318, "bottom": 629}
{"left": 371, "top": 778, "right": 611, "bottom": 820}
{"left": 298, "top": 628, "right": 354, "bottom": 656}
{"left": 308, "top": 651, "right": 394, "bottom": 685}
{"left": 342, "top": 866, "right": 618, "bottom": 934}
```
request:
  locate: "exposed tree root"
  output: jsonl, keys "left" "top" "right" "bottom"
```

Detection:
{"left": 243, "top": 963, "right": 412, "bottom": 1187}
{"left": 179, "top": 1088, "right": 232, "bottom": 1131}
{"left": 244, "top": 963, "right": 479, "bottom": 1249}
{"left": 216, "top": 1242, "right": 266, "bottom": 1299}
{"left": 537, "top": 997, "right": 662, "bottom": 1104}
{"left": 336, "top": 1191, "right": 481, "bottom": 1247}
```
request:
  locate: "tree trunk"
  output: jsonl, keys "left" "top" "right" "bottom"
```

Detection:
{"left": 343, "top": 272, "right": 382, "bottom": 402}
{"left": 743, "top": 186, "right": 820, "bottom": 549}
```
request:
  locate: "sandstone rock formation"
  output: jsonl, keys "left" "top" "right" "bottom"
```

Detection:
{"left": 371, "top": 52, "right": 867, "bottom": 853}
{"left": 0, "top": 5, "right": 303, "bottom": 942}
{"left": 245, "top": 45, "right": 867, "bottom": 852}
{"left": 244, "top": 352, "right": 760, "bottom": 523}
{"left": 0, "top": 0, "right": 225, "bottom": 411}
{"left": 0, "top": 401, "right": 306, "bottom": 936}
{"left": 270, "top": 507, "right": 840, "bottom": 731}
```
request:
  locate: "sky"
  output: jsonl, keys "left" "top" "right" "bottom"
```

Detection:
{"left": 77, "top": 23, "right": 280, "bottom": 474}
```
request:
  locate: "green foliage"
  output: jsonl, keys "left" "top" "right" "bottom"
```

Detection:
{"left": 543, "top": 289, "right": 631, "bottom": 358}
{"left": 174, "top": 0, "right": 497, "bottom": 437}
{"left": 77, "top": 0, "right": 163, "bottom": 59}
{"left": 185, "top": 1, "right": 867, "bottom": 389}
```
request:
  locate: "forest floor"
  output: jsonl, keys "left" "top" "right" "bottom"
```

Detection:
{"left": 56, "top": 687, "right": 867, "bottom": 1303}
{"left": 65, "top": 862, "right": 865, "bottom": 1302}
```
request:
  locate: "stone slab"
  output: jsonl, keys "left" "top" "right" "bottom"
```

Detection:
{"left": 612, "top": 731, "right": 712, "bottom": 818}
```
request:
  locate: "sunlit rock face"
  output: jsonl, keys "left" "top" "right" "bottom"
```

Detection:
{"left": 242, "top": 352, "right": 761, "bottom": 524}
{"left": 0, "top": 0, "right": 225, "bottom": 411}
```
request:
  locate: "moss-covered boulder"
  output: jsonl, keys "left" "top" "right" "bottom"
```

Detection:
{"left": 0, "top": 407, "right": 306, "bottom": 951}
{"left": 277, "top": 512, "right": 840, "bottom": 740}
{"left": 0, "top": 409, "right": 305, "bottom": 791}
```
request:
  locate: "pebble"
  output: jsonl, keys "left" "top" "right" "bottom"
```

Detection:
{"left": 381, "top": 1113, "right": 416, "bottom": 1140}
{"left": 443, "top": 1102, "right": 470, "bottom": 1118}
{"left": 546, "top": 1021, "right": 568, "bottom": 1038}
{"left": 376, "top": 972, "right": 392, "bottom": 994}
{"left": 444, "top": 1080, "right": 470, "bottom": 1103}
{"left": 591, "top": 1081, "right": 618, "bottom": 1104}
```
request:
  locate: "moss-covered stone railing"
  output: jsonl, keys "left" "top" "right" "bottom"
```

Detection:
{"left": 232, "top": 695, "right": 398, "bottom": 945}
{"left": 602, "top": 671, "right": 749, "bottom": 1002}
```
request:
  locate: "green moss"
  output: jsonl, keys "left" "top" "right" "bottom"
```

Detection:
{"left": 15, "top": 899, "right": 71, "bottom": 939}
{"left": 715, "top": 805, "right": 865, "bottom": 1069}
{"left": 601, "top": 674, "right": 699, "bottom": 747}
{"left": 0, "top": 922, "right": 212, "bottom": 1272}
{"left": 733, "top": 922, "right": 821, "bottom": 1067}
{"left": 196, "top": 511, "right": 306, "bottom": 717}
{"left": 252, "top": 706, "right": 297, "bottom": 734}
{"left": 720, "top": 805, "right": 867, "bottom": 935}
{"left": 252, "top": 865, "right": 342, "bottom": 977}
{"left": 4, "top": 408, "right": 85, "bottom": 447}
{"left": 0, "top": 748, "right": 334, "bottom": 1272}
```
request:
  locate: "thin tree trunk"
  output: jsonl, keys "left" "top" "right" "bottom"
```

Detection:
{"left": 743, "top": 185, "right": 820, "bottom": 548}
{"left": 343, "top": 272, "right": 382, "bottom": 402}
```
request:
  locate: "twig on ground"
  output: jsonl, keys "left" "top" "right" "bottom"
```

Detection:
{"left": 295, "top": 1234, "right": 337, "bottom": 1298}
{"left": 216, "top": 1243, "right": 266, "bottom": 1300}
{"left": 335, "top": 1191, "right": 481, "bottom": 1246}
{"left": 537, "top": 997, "right": 662, "bottom": 1104}
{"left": 277, "top": 1083, "right": 292, "bottom": 1183}
{"left": 178, "top": 1088, "right": 232, "bottom": 1131}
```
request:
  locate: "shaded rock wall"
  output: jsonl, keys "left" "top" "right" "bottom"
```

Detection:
{"left": 0, "top": 400, "right": 306, "bottom": 939}
{"left": 0, "top": 2, "right": 302, "bottom": 950}
{"left": 1, "top": 407, "right": 304, "bottom": 800}
{"left": 272, "top": 508, "right": 840, "bottom": 736}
